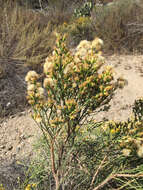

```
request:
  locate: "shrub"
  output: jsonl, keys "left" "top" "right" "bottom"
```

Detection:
{"left": 24, "top": 100, "right": 143, "bottom": 190}
{"left": 133, "top": 97, "right": 143, "bottom": 121}
{"left": 74, "top": 1, "right": 94, "bottom": 17}
{"left": 25, "top": 34, "right": 117, "bottom": 189}
{"left": 101, "top": 97, "right": 143, "bottom": 159}
{"left": 59, "top": 16, "right": 95, "bottom": 47}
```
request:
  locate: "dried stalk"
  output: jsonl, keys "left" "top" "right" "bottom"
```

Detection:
{"left": 90, "top": 156, "right": 107, "bottom": 188}
{"left": 93, "top": 173, "right": 143, "bottom": 190}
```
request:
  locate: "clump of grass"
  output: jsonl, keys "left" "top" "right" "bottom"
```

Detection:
{"left": 0, "top": 1, "right": 55, "bottom": 71}
{"left": 91, "top": 0, "right": 143, "bottom": 53}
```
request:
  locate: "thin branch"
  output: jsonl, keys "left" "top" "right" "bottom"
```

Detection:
{"left": 116, "top": 173, "right": 143, "bottom": 178}
{"left": 50, "top": 140, "right": 57, "bottom": 178}
{"left": 76, "top": 156, "right": 90, "bottom": 175}
{"left": 93, "top": 173, "right": 143, "bottom": 190}
{"left": 90, "top": 156, "right": 107, "bottom": 188}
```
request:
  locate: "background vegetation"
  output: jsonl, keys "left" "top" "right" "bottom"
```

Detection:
{"left": 0, "top": 0, "right": 143, "bottom": 189}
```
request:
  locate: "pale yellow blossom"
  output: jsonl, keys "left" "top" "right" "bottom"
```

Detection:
{"left": 27, "top": 84, "right": 35, "bottom": 91}
{"left": 43, "top": 77, "right": 54, "bottom": 87}
{"left": 75, "top": 48, "right": 87, "bottom": 59}
{"left": 36, "top": 116, "right": 42, "bottom": 123}
{"left": 72, "top": 83, "right": 77, "bottom": 88}
{"left": 45, "top": 56, "right": 51, "bottom": 63}
{"left": 25, "top": 183, "right": 36, "bottom": 190}
{"left": 92, "top": 38, "right": 104, "bottom": 51}
{"left": 76, "top": 40, "right": 91, "bottom": 51}
{"left": 52, "top": 50, "right": 56, "bottom": 56}
{"left": 25, "top": 71, "right": 39, "bottom": 82}
{"left": 122, "top": 148, "right": 131, "bottom": 157}
{"left": 37, "top": 87, "right": 44, "bottom": 96}
{"left": 97, "top": 55, "right": 105, "bottom": 63}
{"left": 43, "top": 61, "right": 54, "bottom": 74}
{"left": 64, "top": 63, "right": 74, "bottom": 75}
{"left": 25, "top": 184, "right": 31, "bottom": 190}
{"left": 134, "top": 139, "right": 141, "bottom": 148}
{"left": 137, "top": 145, "right": 143, "bottom": 157}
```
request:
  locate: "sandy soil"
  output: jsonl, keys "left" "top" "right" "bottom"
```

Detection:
{"left": 0, "top": 55, "right": 143, "bottom": 189}
{"left": 95, "top": 55, "right": 143, "bottom": 121}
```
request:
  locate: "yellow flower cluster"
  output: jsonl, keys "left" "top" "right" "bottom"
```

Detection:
{"left": 65, "top": 99, "right": 77, "bottom": 110}
{"left": 102, "top": 120, "right": 122, "bottom": 135}
{"left": 122, "top": 148, "right": 131, "bottom": 157}
{"left": 25, "top": 184, "right": 36, "bottom": 190}
{"left": 91, "top": 38, "right": 104, "bottom": 51}
{"left": 132, "top": 139, "right": 143, "bottom": 157}
{"left": 63, "top": 62, "right": 75, "bottom": 75}
{"left": 33, "top": 113, "right": 42, "bottom": 123}
{"left": 50, "top": 117, "right": 64, "bottom": 127}
{"left": 103, "top": 117, "right": 143, "bottom": 158}
{"left": 76, "top": 16, "right": 90, "bottom": 25}
{"left": 121, "top": 138, "right": 143, "bottom": 158}
{"left": 27, "top": 85, "right": 44, "bottom": 99}
{"left": 76, "top": 40, "right": 91, "bottom": 51}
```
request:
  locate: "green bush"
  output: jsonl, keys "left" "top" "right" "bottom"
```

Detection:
{"left": 25, "top": 34, "right": 117, "bottom": 189}
{"left": 133, "top": 98, "right": 143, "bottom": 121}
{"left": 59, "top": 16, "right": 95, "bottom": 47}
{"left": 74, "top": 1, "right": 94, "bottom": 17}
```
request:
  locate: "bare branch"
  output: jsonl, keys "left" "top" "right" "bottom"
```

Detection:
{"left": 90, "top": 156, "right": 107, "bottom": 188}
{"left": 93, "top": 173, "right": 143, "bottom": 190}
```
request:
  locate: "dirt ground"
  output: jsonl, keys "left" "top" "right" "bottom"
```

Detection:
{"left": 0, "top": 55, "right": 143, "bottom": 189}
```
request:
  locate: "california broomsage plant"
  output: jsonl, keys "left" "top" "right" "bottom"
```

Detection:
{"left": 102, "top": 97, "right": 143, "bottom": 158}
{"left": 25, "top": 34, "right": 117, "bottom": 190}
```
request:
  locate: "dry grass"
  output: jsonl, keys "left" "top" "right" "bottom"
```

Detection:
{"left": 57, "top": 0, "right": 143, "bottom": 53}
{"left": 91, "top": 0, "right": 143, "bottom": 53}
{"left": 0, "top": 2, "right": 56, "bottom": 71}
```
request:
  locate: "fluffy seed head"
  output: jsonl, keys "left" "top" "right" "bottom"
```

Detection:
{"left": 27, "top": 84, "right": 35, "bottom": 91}
{"left": 64, "top": 63, "right": 75, "bottom": 75}
{"left": 43, "top": 77, "right": 54, "bottom": 87}
{"left": 122, "top": 148, "right": 131, "bottom": 157}
{"left": 75, "top": 48, "right": 87, "bottom": 58}
{"left": 37, "top": 87, "right": 44, "bottom": 97}
{"left": 92, "top": 38, "right": 104, "bottom": 51}
{"left": 25, "top": 71, "right": 39, "bottom": 82}
{"left": 76, "top": 40, "right": 91, "bottom": 51}
{"left": 137, "top": 145, "right": 143, "bottom": 157}
{"left": 43, "top": 60, "right": 54, "bottom": 74}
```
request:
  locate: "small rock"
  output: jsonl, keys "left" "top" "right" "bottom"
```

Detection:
{"left": 0, "top": 145, "right": 6, "bottom": 149}
{"left": 16, "top": 146, "right": 21, "bottom": 153}
{"left": 7, "top": 145, "right": 13, "bottom": 151}
{"left": 124, "top": 65, "right": 132, "bottom": 70}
